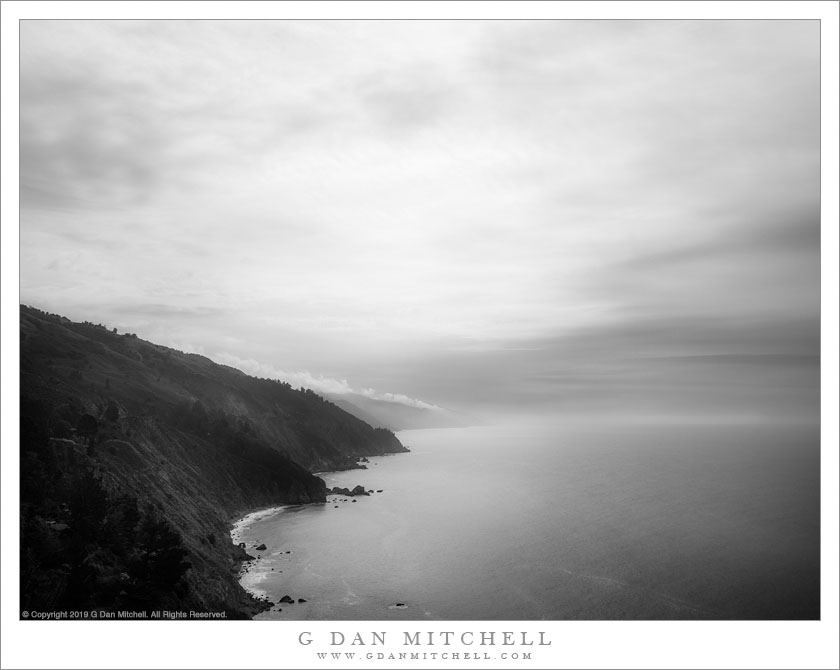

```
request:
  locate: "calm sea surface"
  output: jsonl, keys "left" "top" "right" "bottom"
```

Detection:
{"left": 232, "top": 418, "right": 819, "bottom": 620}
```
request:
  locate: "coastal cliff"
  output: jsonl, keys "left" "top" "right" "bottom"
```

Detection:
{"left": 19, "top": 305, "right": 407, "bottom": 617}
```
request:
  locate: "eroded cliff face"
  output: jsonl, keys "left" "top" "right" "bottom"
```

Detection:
{"left": 19, "top": 305, "right": 406, "bottom": 615}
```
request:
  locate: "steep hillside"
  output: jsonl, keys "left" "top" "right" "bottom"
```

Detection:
{"left": 19, "top": 305, "right": 407, "bottom": 616}
{"left": 325, "top": 392, "right": 468, "bottom": 430}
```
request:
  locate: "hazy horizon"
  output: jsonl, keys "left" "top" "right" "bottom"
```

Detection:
{"left": 19, "top": 20, "right": 820, "bottom": 424}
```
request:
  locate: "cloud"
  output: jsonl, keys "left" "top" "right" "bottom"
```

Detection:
{"left": 356, "top": 388, "right": 441, "bottom": 411}
{"left": 19, "top": 44, "right": 169, "bottom": 210}
{"left": 18, "top": 20, "right": 820, "bottom": 421}
{"left": 355, "top": 64, "right": 457, "bottom": 135}
{"left": 109, "top": 303, "right": 226, "bottom": 319}
{"left": 211, "top": 352, "right": 440, "bottom": 410}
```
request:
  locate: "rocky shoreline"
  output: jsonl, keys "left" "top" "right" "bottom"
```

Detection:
{"left": 228, "top": 479, "right": 387, "bottom": 617}
{"left": 230, "top": 510, "right": 311, "bottom": 615}
{"left": 228, "top": 507, "right": 285, "bottom": 616}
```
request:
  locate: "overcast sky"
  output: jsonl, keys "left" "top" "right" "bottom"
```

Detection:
{"left": 19, "top": 20, "right": 820, "bottom": 421}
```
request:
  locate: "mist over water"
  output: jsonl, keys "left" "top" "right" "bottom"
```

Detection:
{"left": 234, "top": 415, "right": 819, "bottom": 620}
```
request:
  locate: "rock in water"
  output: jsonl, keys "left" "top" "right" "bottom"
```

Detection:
{"left": 255, "top": 543, "right": 267, "bottom": 551}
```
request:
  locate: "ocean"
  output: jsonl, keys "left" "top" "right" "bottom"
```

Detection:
{"left": 231, "top": 417, "right": 820, "bottom": 620}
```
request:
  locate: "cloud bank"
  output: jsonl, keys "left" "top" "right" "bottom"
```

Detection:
{"left": 211, "top": 352, "right": 440, "bottom": 411}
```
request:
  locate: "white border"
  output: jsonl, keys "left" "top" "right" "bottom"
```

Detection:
{"left": 2, "top": 2, "right": 838, "bottom": 669}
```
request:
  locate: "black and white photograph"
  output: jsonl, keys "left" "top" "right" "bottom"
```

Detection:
{"left": 2, "top": 3, "right": 838, "bottom": 669}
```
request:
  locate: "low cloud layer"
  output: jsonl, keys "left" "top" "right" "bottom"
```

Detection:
{"left": 211, "top": 352, "right": 440, "bottom": 411}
